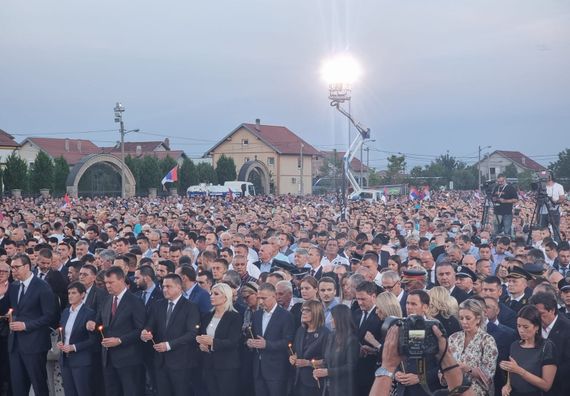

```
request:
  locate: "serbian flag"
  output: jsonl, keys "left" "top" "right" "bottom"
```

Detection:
{"left": 409, "top": 186, "right": 419, "bottom": 201}
{"left": 62, "top": 193, "right": 72, "bottom": 209}
{"left": 161, "top": 166, "right": 178, "bottom": 187}
{"left": 422, "top": 185, "right": 431, "bottom": 201}
{"left": 227, "top": 188, "right": 234, "bottom": 201}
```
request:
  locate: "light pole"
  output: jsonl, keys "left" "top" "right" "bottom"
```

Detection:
{"left": 299, "top": 143, "right": 304, "bottom": 195}
{"left": 478, "top": 145, "right": 491, "bottom": 190}
{"left": 114, "top": 102, "right": 139, "bottom": 197}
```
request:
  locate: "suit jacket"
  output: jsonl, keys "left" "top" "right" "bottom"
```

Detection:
{"left": 399, "top": 291, "right": 408, "bottom": 317}
{"left": 187, "top": 284, "right": 212, "bottom": 315}
{"left": 545, "top": 314, "right": 570, "bottom": 396}
{"left": 0, "top": 282, "right": 14, "bottom": 338}
{"left": 450, "top": 286, "right": 469, "bottom": 305}
{"left": 59, "top": 304, "right": 97, "bottom": 367}
{"left": 353, "top": 307, "right": 382, "bottom": 389}
{"left": 145, "top": 297, "right": 200, "bottom": 369}
{"left": 486, "top": 321, "right": 517, "bottom": 394}
{"left": 251, "top": 304, "right": 295, "bottom": 381}
{"left": 501, "top": 290, "right": 531, "bottom": 314}
{"left": 200, "top": 310, "right": 242, "bottom": 370}
{"left": 434, "top": 314, "right": 461, "bottom": 337}
{"left": 96, "top": 290, "right": 145, "bottom": 368}
{"left": 8, "top": 276, "right": 57, "bottom": 354}
{"left": 35, "top": 269, "right": 68, "bottom": 316}
{"left": 292, "top": 325, "right": 329, "bottom": 388}
{"left": 84, "top": 285, "right": 108, "bottom": 315}
{"left": 497, "top": 302, "right": 517, "bottom": 329}
{"left": 137, "top": 284, "right": 163, "bottom": 313}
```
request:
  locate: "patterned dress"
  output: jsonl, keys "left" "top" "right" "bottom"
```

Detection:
{"left": 448, "top": 328, "right": 498, "bottom": 396}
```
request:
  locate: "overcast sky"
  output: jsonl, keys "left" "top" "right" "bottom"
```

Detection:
{"left": 1, "top": 0, "right": 569, "bottom": 170}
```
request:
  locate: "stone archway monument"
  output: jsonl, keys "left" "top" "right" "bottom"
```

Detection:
{"left": 238, "top": 160, "right": 270, "bottom": 195}
{"left": 66, "top": 153, "right": 136, "bottom": 198}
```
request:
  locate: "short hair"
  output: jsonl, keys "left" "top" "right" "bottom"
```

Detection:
{"left": 68, "top": 281, "right": 86, "bottom": 294}
{"left": 178, "top": 265, "right": 197, "bottom": 282}
{"left": 68, "top": 261, "right": 83, "bottom": 272}
{"left": 99, "top": 249, "right": 116, "bottom": 262}
{"left": 309, "top": 246, "right": 324, "bottom": 260}
{"left": 163, "top": 273, "right": 182, "bottom": 287}
{"left": 158, "top": 260, "right": 175, "bottom": 273}
{"left": 348, "top": 273, "right": 366, "bottom": 289}
{"left": 38, "top": 248, "right": 53, "bottom": 259}
{"left": 12, "top": 253, "right": 31, "bottom": 268}
{"left": 529, "top": 291, "right": 558, "bottom": 312}
{"left": 355, "top": 281, "right": 378, "bottom": 296}
{"left": 105, "top": 266, "right": 126, "bottom": 280}
{"left": 214, "top": 258, "right": 229, "bottom": 269}
{"left": 197, "top": 270, "right": 214, "bottom": 284}
{"left": 259, "top": 282, "right": 276, "bottom": 294}
{"left": 275, "top": 280, "right": 293, "bottom": 294}
{"left": 381, "top": 270, "right": 400, "bottom": 283}
{"left": 482, "top": 275, "right": 502, "bottom": 286}
{"left": 137, "top": 265, "right": 157, "bottom": 282}
{"left": 82, "top": 264, "right": 98, "bottom": 275}
{"left": 408, "top": 289, "right": 430, "bottom": 306}
{"left": 222, "top": 270, "right": 241, "bottom": 288}
{"left": 318, "top": 276, "right": 337, "bottom": 290}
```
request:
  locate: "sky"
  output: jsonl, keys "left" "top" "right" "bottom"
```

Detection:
{"left": 1, "top": 0, "right": 569, "bottom": 171}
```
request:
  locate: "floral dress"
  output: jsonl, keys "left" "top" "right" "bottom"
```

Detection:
{"left": 448, "top": 328, "right": 498, "bottom": 396}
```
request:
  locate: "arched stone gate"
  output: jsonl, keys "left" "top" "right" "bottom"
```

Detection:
{"left": 66, "top": 154, "right": 136, "bottom": 197}
{"left": 238, "top": 160, "right": 270, "bottom": 195}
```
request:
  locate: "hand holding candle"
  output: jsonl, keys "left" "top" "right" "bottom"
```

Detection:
{"left": 311, "top": 359, "right": 321, "bottom": 389}
{"left": 288, "top": 342, "right": 294, "bottom": 355}
{"left": 58, "top": 326, "right": 63, "bottom": 343}
{"left": 98, "top": 325, "right": 104, "bottom": 338}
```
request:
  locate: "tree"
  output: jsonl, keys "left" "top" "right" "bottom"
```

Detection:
{"left": 215, "top": 155, "right": 237, "bottom": 184}
{"left": 549, "top": 148, "right": 570, "bottom": 188}
{"left": 504, "top": 163, "right": 518, "bottom": 178}
{"left": 3, "top": 152, "right": 28, "bottom": 191}
{"left": 53, "top": 156, "right": 70, "bottom": 194}
{"left": 30, "top": 151, "right": 55, "bottom": 192}
{"left": 139, "top": 156, "right": 162, "bottom": 191}
{"left": 517, "top": 170, "right": 534, "bottom": 191}
{"left": 386, "top": 155, "right": 406, "bottom": 183}
{"left": 159, "top": 156, "right": 178, "bottom": 189}
{"left": 196, "top": 163, "right": 217, "bottom": 184}
{"left": 178, "top": 158, "right": 198, "bottom": 193}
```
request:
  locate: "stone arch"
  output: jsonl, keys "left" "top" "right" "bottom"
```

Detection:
{"left": 66, "top": 154, "right": 136, "bottom": 197}
{"left": 238, "top": 160, "right": 270, "bottom": 195}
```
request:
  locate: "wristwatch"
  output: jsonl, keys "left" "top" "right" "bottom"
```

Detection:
{"left": 375, "top": 367, "right": 395, "bottom": 380}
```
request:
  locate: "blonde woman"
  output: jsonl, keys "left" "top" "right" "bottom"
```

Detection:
{"left": 196, "top": 283, "right": 242, "bottom": 396}
{"left": 428, "top": 286, "right": 461, "bottom": 336}
{"left": 363, "top": 292, "right": 403, "bottom": 350}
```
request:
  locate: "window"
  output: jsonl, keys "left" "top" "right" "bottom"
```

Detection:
{"left": 241, "top": 139, "right": 249, "bottom": 145}
{"left": 267, "top": 157, "right": 275, "bottom": 166}
{"left": 490, "top": 167, "right": 496, "bottom": 176}
{"left": 291, "top": 177, "right": 297, "bottom": 184}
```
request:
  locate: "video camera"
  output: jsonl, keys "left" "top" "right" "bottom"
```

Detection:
{"left": 481, "top": 180, "right": 495, "bottom": 196}
{"left": 381, "top": 315, "right": 446, "bottom": 359}
{"left": 530, "top": 170, "right": 551, "bottom": 196}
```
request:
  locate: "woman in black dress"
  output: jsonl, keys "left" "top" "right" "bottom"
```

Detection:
{"left": 290, "top": 276, "right": 319, "bottom": 329}
{"left": 290, "top": 300, "right": 329, "bottom": 396}
{"left": 499, "top": 305, "right": 557, "bottom": 396}
{"left": 312, "top": 304, "right": 359, "bottom": 396}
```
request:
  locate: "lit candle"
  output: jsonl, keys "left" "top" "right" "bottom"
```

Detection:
{"left": 148, "top": 330, "right": 156, "bottom": 345}
{"left": 312, "top": 359, "right": 320, "bottom": 389}
{"left": 288, "top": 342, "right": 294, "bottom": 356}
{"left": 7, "top": 308, "right": 13, "bottom": 322}
{"left": 248, "top": 326, "right": 254, "bottom": 339}
{"left": 98, "top": 325, "right": 104, "bottom": 338}
{"left": 58, "top": 327, "right": 63, "bottom": 343}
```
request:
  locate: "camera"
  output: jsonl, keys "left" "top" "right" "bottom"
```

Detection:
{"left": 381, "top": 315, "right": 446, "bottom": 358}
{"left": 530, "top": 170, "right": 550, "bottom": 195}
{"left": 481, "top": 180, "right": 495, "bottom": 196}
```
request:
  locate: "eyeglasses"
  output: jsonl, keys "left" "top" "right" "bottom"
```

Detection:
{"left": 10, "top": 264, "right": 25, "bottom": 271}
{"left": 383, "top": 281, "right": 400, "bottom": 291}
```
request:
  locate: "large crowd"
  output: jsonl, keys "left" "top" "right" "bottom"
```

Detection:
{"left": 0, "top": 175, "right": 569, "bottom": 396}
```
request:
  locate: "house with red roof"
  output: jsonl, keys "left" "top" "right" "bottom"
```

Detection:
{"left": 475, "top": 150, "right": 546, "bottom": 180}
{"left": 0, "top": 129, "right": 20, "bottom": 165}
{"left": 18, "top": 137, "right": 101, "bottom": 165}
{"left": 204, "top": 119, "right": 321, "bottom": 194}
{"left": 101, "top": 138, "right": 186, "bottom": 164}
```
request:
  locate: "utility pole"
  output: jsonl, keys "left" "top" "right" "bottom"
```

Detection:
{"left": 299, "top": 143, "right": 304, "bottom": 195}
{"left": 478, "top": 145, "right": 482, "bottom": 191}
{"left": 365, "top": 146, "right": 370, "bottom": 187}
{"left": 114, "top": 102, "right": 125, "bottom": 197}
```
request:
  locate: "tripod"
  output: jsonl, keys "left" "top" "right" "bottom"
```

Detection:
{"left": 526, "top": 192, "right": 562, "bottom": 245}
{"left": 481, "top": 193, "right": 494, "bottom": 229}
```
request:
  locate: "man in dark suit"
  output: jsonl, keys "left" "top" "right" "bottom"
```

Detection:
{"left": 530, "top": 292, "right": 570, "bottom": 396}
{"left": 6, "top": 253, "right": 57, "bottom": 396}
{"left": 36, "top": 247, "right": 68, "bottom": 316}
{"left": 248, "top": 282, "right": 294, "bottom": 396}
{"left": 177, "top": 265, "right": 212, "bottom": 316}
{"left": 87, "top": 266, "right": 146, "bottom": 396}
{"left": 501, "top": 267, "right": 532, "bottom": 314}
{"left": 306, "top": 247, "right": 324, "bottom": 280}
{"left": 436, "top": 261, "right": 469, "bottom": 304}
{"left": 253, "top": 242, "right": 291, "bottom": 274}
{"left": 141, "top": 273, "right": 200, "bottom": 396}
{"left": 481, "top": 276, "right": 517, "bottom": 329}
{"left": 352, "top": 281, "right": 382, "bottom": 396}
{"left": 58, "top": 282, "right": 97, "bottom": 396}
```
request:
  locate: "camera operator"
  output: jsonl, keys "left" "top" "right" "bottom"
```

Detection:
{"left": 492, "top": 174, "right": 518, "bottom": 237}
{"left": 539, "top": 172, "right": 565, "bottom": 242}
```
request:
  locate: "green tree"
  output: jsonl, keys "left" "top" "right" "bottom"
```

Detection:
{"left": 53, "top": 156, "right": 70, "bottom": 194}
{"left": 31, "top": 151, "right": 55, "bottom": 192}
{"left": 517, "top": 170, "right": 534, "bottom": 190}
{"left": 196, "top": 162, "right": 217, "bottom": 184}
{"left": 504, "top": 163, "right": 518, "bottom": 178}
{"left": 3, "top": 152, "right": 28, "bottom": 191}
{"left": 385, "top": 155, "right": 406, "bottom": 183}
{"left": 368, "top": 170, "right": 383, "bottom": 186}
{"left": 139, "top": 156, "right": 162, "bottom": 191}
{"left": 215, "top": 154, "right": 237, "bottom": 184}
{"left": 549, "top": 148, "right": 570, "bottom": 188}
{"left": 178, "top": 158, "right": 198, "bottom": 193}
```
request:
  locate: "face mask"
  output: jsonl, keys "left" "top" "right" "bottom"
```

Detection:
{"left": 451, "top": 227, "right": 459, "bottom": 233}
{"left": 480, "top": 239, "right": 488, "bottom": 245}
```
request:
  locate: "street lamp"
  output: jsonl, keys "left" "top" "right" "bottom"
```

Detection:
{"left": 321, "top": 54, "right": 370, "bottom": 218}
{"left": 114, "top": 102, "right": 139, "bottom": 197}
{"left": 478, "top": 145, "right": 492, "bottom": 190}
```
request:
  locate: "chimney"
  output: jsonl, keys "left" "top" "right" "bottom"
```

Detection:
{"left": 77, "top": 140, "right": 82, "bottom": 153}
{"left": 521, "top": 157, "right": 526, "bottom": 165}
{"left": 64, "top": 138, "right": 70, "bottom": 152}
{"left": 255, "top": 118, "right": 261, "bottom": 131}
{"left": 136, "top": 145, "right": 142, "bottom": 156}
{"left": 164, "top": 138, "right": 170, "bottom": 150}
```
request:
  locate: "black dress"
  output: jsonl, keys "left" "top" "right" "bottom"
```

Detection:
{"left": 291, "top": 325, "right": 330, "bottom": 396}
{"left": 322, "top": 333, "right": 359, "bottom": 396}
{"left": 434, "top": 313, "right": 461, "bottom": 336}
{"left": 509, "top": 339, "right": 556, "bottom": 396}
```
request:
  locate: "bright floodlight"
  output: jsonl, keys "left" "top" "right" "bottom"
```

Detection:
{"left": 321, "top": 54, "right": 362, "bottom": 102}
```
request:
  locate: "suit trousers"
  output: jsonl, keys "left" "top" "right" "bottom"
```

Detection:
{"left": 204, "top": 368, "right": 239, "bottom": 396}
{"left": 9, "top": 350, "right": 49, "bottom": 396}
{"left": 254, "top": 377, "right": 287, "bottom": 396}
{"left": 61, "top": 365, "right": 91, "bottom": 396}
{"left": 155, "top": 367, "right": 189, "bottom": 396}
{"left": 103, "top": 364, "right": 144, "bottom": 396}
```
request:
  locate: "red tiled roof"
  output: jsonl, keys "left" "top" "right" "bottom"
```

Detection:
{"left": 0, "top": 129, "right": 19, "bottom": 147}
{"left": 103, "top": 141, "right": 167, "bottom": 153}
{"left": 495, "top": 150, "right": 546, "bottom": 172}
{"left": 322, "top": 150, "right": 369, "bottom": 172}
{"left": 24, "top": 138, "right": 100, "bottom": 165}
{"left": 123, "top": 150, "right": 186, "bottom": 160}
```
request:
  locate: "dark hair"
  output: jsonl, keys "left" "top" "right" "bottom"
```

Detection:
{"left": 38, "top": 248, "right": 53, "bottom": 259}
{"left": 12, "top": 253, "right": 31, "bottom": 268}
{"left": 178, "top": 265, "right": 197, "bottom": 282}
{"left": 197, "top": 270, "right": 214, "bottom": 285}
{"left": 158, "top": 260, "right": 175, "bottom": 274}
{"left": 517, "top": 305, "right": 543, "bottom": 345}
{"left": 259, "top": 282, "right": 276, "bottom": 294}
{"left": 163, "top": 273, "right": 182, "bottom": 287}
{"left": 105, "top": 266, "right": 126, "bottom": 280}
{"left": 318, "top": 276, "right": 337, "bottom": 290}
{"left": 362, "top": 252, "right": 379, "bottom": 264}
{"left": 137, "top": 265, "right": 157, "bottom": 282}
{"left": 214, "top": 258, "right": 229, "bottom": 269}
{"left": 330, "top": 304, "right": 356, "bottom": 346}
{"left": 482, "top": 276, "right": 502, "bottom": 287}
{"left": 408, "top": 289, "right": 430, "bottom": 306}
{"left": 355, "top": 281, "right": 378, "bottom": 296}
{"left": 68, "top": 281, "right": 86, "bottom": 294}
{"left": 529, "top": 291, "right": 558, "bottom": 312}
{"left": 300, "top": 276, "right": 318, "bottom": 289}
{"left": 82, "top": 264, "right": 98, "bottom": 276}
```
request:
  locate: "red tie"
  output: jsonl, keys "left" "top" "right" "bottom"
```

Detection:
{"left": 111, "top": 296, "right": 118, "bottom": 317}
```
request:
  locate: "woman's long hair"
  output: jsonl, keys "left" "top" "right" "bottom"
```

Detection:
{"left": 428, "top": 286, "right": 458, "bottom": 319}
{"left": 517, "top": 305, "right": 543, "bottom": 346}
{"left": 330, "top": 304, "right": 356, "bottom": 347}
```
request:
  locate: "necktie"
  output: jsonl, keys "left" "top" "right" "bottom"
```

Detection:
{"left": 310, "top": 269, "right": 315, "bottom": 277}
{"left": 426, "top": 269, "right": 432, "bottom": 282}
{"left": 111, "top": 296, "right": 118, "bottom": 317}
{"left": 39, "top": 273, "right": 45, "bottom": 280}
{"left": 18, "top": 283, "right": 25, "bottom": 304}
{"left": 166, "top": 302, "right": 174, "bottom": 327}
{"left": 360, "top": 310, "right": 368, "bottom": 328}
{"left": 141, "top": 291, "right": 147, "bottom": 304}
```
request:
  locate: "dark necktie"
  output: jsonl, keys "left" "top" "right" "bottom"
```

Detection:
{"left": 360, "top": 311, "right": 368, "bottom": 328}
{"left": 39, "top": 272, "right": 45, "bottom": 280}
{"left": 18, "top": 283, "right": 25, "bottom": 304}
{"left": 166, "top": 302, "right": 174, "bottom": 327}
{"left": 111, "top": 296, "right": 118, "bottom": 317}
{"left": 561, "top": 267, "right": 569, "bottom": 277}
{"left": 141, "top": 291, "right": 147, "bottom": 304}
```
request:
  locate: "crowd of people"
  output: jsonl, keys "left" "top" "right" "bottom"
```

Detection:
{"left": 0, "top": 179, "right": 568, "bottom": 396}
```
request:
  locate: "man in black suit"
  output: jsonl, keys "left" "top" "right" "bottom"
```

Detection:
{"left": 558, "top": 278, "right": 570, "bottom": 319}
{"left": 6, "top": 253, "right": 57, "bottom": 396}
{"left": 352, "top": 281, "right": 382, "bottom": 396}
{"left": 501, "top": 267, "right": 532, "bottom": 314}
{"left": 36, "top": 247, "right": 68, "bottom": 316}
{"left": 141, "top": 274, "right": 200, "bottom": 396}
{"left": 382, "top": 270, "right": 408, "bottom": 316}
{"left": 177, "top": 265, "right": 212, "bottom": 316}
{"left": 481, "top": 276, "right": 517, "bottom": 329}
{"left": 307, "top": 247, "right": 324, "bottom": 279}
{"left": 436, "top": 261, "right": 469, "bottom": 304}
{"left": 87, "top": 266, "right": 146, "bottom": 396}
{"left": 248, "top": 282, "right": 294, "bottom": 396}
{"left": 530, "top": 291, "right": 570, "bottom": 396}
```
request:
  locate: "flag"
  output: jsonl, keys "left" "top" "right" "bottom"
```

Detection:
{"left": 422, "top": 185, "right": 431, "bottom": 201}
{"left": 227, "top": 188, "right": 234, "bottom": 201}
{"left": 62, "top": 193, "right": 72, "bottom": 209}
{"left": 409, "top": 186, "right": 419, "bottom": 201}
{"left": 161, "top": 166, "right": 178, "bottom": 187}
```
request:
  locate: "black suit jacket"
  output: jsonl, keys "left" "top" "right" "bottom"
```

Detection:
{"left": 291, "top": 325, "right": 329, "bottom": 388}
{"left": 137, "top": 284, "right": 163, "bottom": 313}
{"left": 145, "top": 297, "right": 200, "bottom": 369}
{"left": 200, "top": 310, "right": 242, "bottom": 370}
{"left": 84, "top": 285, "right": 108, "bottom": 315}
{"left": 353, "top": 306, "right": 383, "bottom": 392}
{"left": 497, "top": 302, "right": 517, "bottom": 329}
{"left": 251, "top": 305, "right": 295, "bottom": 381}
{"left": 545, "top": 314, "right": 570, "bottom": 396}
{"left": 486, "top": 321, "right": 517, "bottom": 394}
{"left": 8, "top": 276, "right": 57, "bottom": 354}
{"left": 59, "top": 304, "right": 97, "bottom": 368}
{"left": 96, "top": 290, "right": 145, "bottom": 368}
{"left": 450, "top": 286, "right": 469, "bottom": 305}
{"left": 36, "top": 269, "right": 68, "bottom": 316}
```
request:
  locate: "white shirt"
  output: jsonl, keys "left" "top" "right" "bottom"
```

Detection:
{"left": 396, "top": 289, "right": 405, "bottom": 303}
{"left": 19, "top": 273, "right": 34, "bottom": 300}
{"left": 542, "top": 315, "right": 558, "bottom": 339}
{"left": 321, "top": 255, "right": 349, "bottom": 268}
{"left": 64, "top": 303, "right": 84, "bottom": 347}
{"left": 164, "top": 294, "right": 183, "bottom": 351}
{"left": 83, "top": 285, "right": 93, "bottom": 304}
{"left": 113, "top": 287, "right": 128, "bottom": 308}
{"left": 360, "top": 305, "right": 376, "bottom": 327}
{"left": 262, "top": 303, "right": 278, "bottom": 335}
